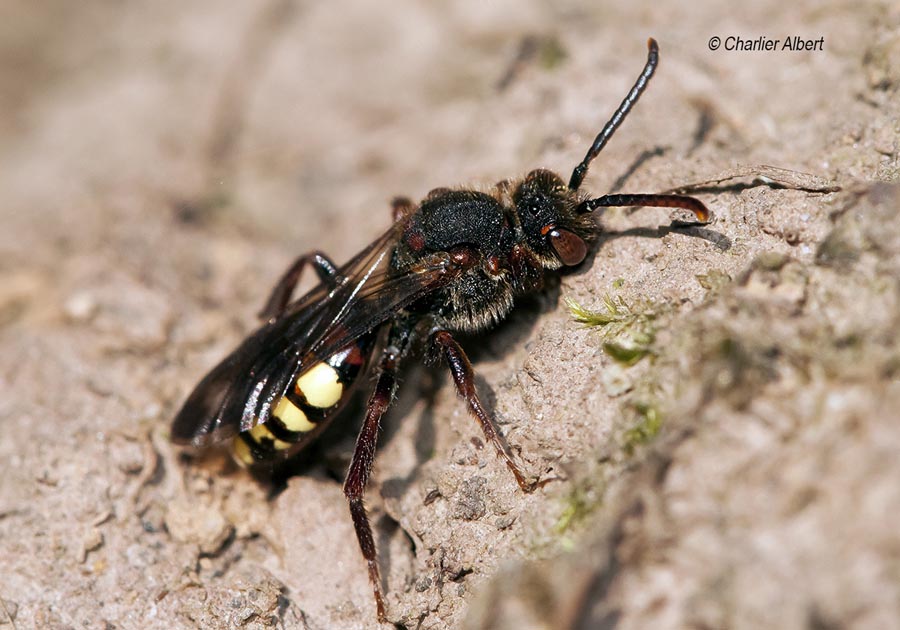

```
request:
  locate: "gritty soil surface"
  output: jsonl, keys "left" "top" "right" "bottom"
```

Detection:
{"left": 2, "top": 2, "right": 899, "bottom": 629}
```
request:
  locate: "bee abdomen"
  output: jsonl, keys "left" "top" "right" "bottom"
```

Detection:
{"left": 232, "top": 335, "right": 375, "bottom": 466}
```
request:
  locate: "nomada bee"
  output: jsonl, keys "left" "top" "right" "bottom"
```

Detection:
{"left": 172, "top": 38, "right": 710, "bottom": 622}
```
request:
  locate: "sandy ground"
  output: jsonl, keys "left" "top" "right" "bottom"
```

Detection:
{"left": 1, "top": 1, "right": 899, "bottom": 629}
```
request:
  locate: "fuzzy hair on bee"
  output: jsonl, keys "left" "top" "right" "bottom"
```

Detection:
{"left": 390, "top": 169, "right": 598, "bottom": 332}
{"left": 171, "top": 37, "right": 710, "bottom": 624}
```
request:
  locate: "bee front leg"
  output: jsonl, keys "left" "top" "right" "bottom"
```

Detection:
{"left": 258, "top": 251, "right": 339, "bottom": 322}
{"left": 431, "top": 330, "right": 539, "bottom": 493}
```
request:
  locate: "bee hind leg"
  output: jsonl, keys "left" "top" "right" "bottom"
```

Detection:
{"left": 391, "top": 196, "right": 416, "bottom": 222}
{"left": 258, "top": 251, "right": 339, "bottom": 321}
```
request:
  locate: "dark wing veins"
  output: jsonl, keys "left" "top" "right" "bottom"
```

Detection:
{"left": 172, "top": 218, "right": 469, "bottom": 446}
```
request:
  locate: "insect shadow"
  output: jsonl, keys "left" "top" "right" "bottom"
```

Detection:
{"left": 597, "top": 220, "right": 731, "bottom": 252}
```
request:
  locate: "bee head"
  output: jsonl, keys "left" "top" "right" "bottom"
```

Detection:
{"left": 512, "top": 169, "right": 595, "bottom": 268}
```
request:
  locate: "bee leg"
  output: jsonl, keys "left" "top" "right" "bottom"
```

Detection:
{"left": 391, "top": 196, "right": 415, "bottom": 222}
{"left": 343, "top": 345, "right": 402, "bottom": 623}
{"left": 431, "top": 330, "right": 538, "bottom": 493}
{"left": 258, "top": 251, "right": 339, "bottom": 321}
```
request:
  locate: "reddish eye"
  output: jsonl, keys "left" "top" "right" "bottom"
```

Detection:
{"left": 548, "top": 228, "right": 587, "bottom": 265}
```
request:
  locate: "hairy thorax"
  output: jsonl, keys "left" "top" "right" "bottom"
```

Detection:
{"left": 392, "top": 186, "right": 543, "bottom": 333}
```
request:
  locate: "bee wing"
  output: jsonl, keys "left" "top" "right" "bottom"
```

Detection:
{"left": 169, "top": 300, "right": 327, "bottom": 446}
{"left": 171, "top": 219, "right": 463, "bottom": 446}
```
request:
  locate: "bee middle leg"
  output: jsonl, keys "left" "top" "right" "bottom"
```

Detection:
{"left": 431, "top": 330, "right": 538, "bottom": 492}
{"left": 258, "top": 251, "right": 339, "bottom": 321}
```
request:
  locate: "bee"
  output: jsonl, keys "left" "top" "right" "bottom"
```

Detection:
{"left": 172, "top": 38, "right": 709, "bottom": 623}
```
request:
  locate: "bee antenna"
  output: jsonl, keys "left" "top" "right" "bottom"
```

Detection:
{"left": 568, "top": 38, "right": 659, "bottom": 191}
{"left": 576, "top": 193, "right": 709, "bottom": 223}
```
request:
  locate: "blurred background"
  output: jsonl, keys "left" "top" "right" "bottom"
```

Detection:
{"left": 1, "top": 1, "right": 898, "bottom": 629}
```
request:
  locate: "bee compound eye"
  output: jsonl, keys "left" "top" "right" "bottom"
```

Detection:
{"left": 549, "top": 228, "right": 587, "bottom": 266}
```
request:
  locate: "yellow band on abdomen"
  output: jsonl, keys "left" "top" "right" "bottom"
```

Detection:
{"left": 249, "top": 423, "right": 292, "bottom": 450}
{"left": 274, "top": 396, "right": 317, "bottom": 433}
{"left": 295, "top": 363, "right": 344, "bottom": 409}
